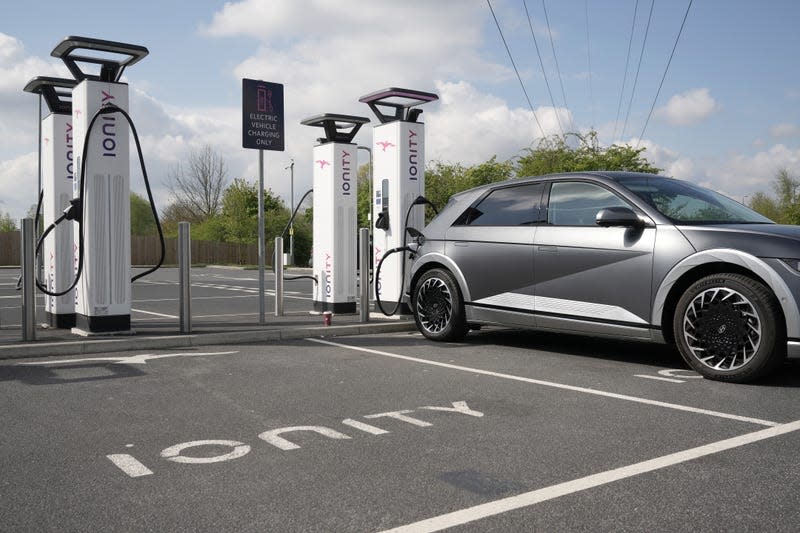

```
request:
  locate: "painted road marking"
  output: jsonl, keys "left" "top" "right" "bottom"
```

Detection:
{"left": 19, "top": 351, "right": 239, "bottom": 366}
{"left": 106, "top": 454, "right": 154, "bottom": 477}
{"left": 381, "top": 419, "right": 800, "bottom": 532}
{"left": 107, "top": 401, "right": 481, "bottom": 478}
{"left": 131, "top": 308, "right": 179, "bottom": 319}
{"left": 635, "top": 368, "right": 704, "bottom": 384}
{"left": 161, "top": 440, "right": 251, "bottom": 464}
{"left": 308, "top": 339, "right": 780, "bottom": 427}
{"left": 635, "top": 375, "right": 685, "bottom": 383}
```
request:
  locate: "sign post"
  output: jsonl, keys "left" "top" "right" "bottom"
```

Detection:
{"left": 242, "top": 79, "right": 284, "bottom": 324}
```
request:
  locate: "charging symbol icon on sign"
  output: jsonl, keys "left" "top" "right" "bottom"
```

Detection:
{"left": 257, "top": 85, "right": 273, "bottom": 113}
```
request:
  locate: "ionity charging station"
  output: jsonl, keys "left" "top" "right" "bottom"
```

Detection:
{"left": 359, "top": 88, "right": 438, "bottom": 312}
{"left": 51, "top": 37, "right": 149, "bottom": 334}
{"left": 301, "top": 114, "right": 370, "bottom": 314}
{"left": 23, "top": 77, "right": 78, "bottom": 328}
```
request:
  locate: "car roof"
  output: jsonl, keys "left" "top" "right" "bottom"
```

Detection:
{"left": 463, "top": 171, "right": 669, "bottom": 194}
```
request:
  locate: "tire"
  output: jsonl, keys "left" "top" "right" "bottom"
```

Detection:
{"left": 412, "top": 268, "right": 468, "bottom": 342}
{"left": 673, "top": 273, "right": 785, "bottom": 383}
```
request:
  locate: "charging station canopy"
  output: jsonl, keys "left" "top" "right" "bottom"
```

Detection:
{"left": 242, "top": 79, "right": 285, "bottom": 151}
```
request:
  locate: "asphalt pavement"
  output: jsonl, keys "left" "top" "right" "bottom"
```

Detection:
{"left": 1, "top": 265, "right": 799, "bottom": 531}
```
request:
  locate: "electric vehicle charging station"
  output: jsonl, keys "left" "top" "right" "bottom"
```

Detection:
{"left": 51, "top": 36, "right": 149, "bottom": 334}
{"left": 359, "top": 88, "right": 438, "bottom": 313}
{"left": 23, "top": 77, "right": 78, "bottom": 328}
{"left": 300, "top": 113, "right": 370, "bottom": 314}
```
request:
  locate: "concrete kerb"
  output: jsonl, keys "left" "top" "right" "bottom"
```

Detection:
{"left": 0, "top": 321, "right": 416, "bottom": 360}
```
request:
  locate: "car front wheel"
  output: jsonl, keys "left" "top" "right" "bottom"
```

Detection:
{"left": 412, "top": 268, "right": 468, "bottom": 342}
{"left": 673, "top": 273, "right": 785, "bottom": 383}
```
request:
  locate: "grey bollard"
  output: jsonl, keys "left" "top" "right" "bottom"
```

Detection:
{"left": 21, "top": 218, "right": 36, "bottom": 341}
{"left": 178, "top": 221, "right": 191, "bottom": 333}
{"left": 359, "top": 228, "right": 370, "bottom": 323}
{"left": 275, "top": 237, "right": 284, "bottom": 317}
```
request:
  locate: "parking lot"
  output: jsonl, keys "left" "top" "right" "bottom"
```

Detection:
{"left": 2, "top": 325, "right": 799, "bottom": 531}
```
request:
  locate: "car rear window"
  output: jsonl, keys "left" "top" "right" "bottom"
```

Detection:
{"left": 453, "top": 183, "right": 544, "bottom": 226}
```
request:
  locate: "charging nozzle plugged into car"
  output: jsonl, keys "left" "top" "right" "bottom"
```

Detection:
{"left": 373, "top": 196, "right": 435, "bottom": 316}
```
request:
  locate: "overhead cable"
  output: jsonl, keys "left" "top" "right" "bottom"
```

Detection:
{"left": 486, "top": 0, "right": 547, "bottom": 137}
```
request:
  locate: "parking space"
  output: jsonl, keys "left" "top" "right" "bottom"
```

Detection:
{"left": 1, "top": 329, "right": 798, "bottom": 531}
{"left": 0, "top": 267, "right": 318, "bottom": 329}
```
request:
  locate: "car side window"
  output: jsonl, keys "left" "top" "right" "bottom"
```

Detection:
{"left": 547, "top": 182, "right": 630, "bottom": 226}
{"left": 454, "top": 183, "right": 543, "bottom": 226}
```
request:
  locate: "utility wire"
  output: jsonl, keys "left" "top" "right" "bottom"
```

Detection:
{"left": 585, "top": 0, "right": 595, "bottom": 129}
{"left": 541, "top": 0, "right": 573, "bottom": 132}
{"left": 522, "top": 0, "right": 564, "bottom": 137}
{"left": 637, "top": 0, "right": 694, "bottom": 147}
{"left": 487, "top": 0, "right": 546, "bottom": 137}
{"left": 613, "top": 0, "right": 640, "bottom": 141}
{"left": 621, "top": 0, "right": 655, "bottom": 139}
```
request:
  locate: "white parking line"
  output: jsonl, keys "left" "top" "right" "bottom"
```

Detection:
{"left": 635, "top": 374, "right": 685, "bottom": 383}
{"left": 308, "top": 339, "right": 780, "bottom": 427}
{"left": 381, "top": 419, "right": 800, "bottom": 532}
{"left": 131, "top": 308, "right": 179, "bottom": 319}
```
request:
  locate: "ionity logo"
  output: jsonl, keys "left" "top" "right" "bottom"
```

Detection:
{"left": 376, "top": 140, "right": 395, "bottom": 152}
{"left": 316, "top": 160, "right": 330, "bottom": 169}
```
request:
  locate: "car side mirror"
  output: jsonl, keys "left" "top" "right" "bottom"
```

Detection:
{"left": 595, "top": 206, "right": 642, "bottom": 228}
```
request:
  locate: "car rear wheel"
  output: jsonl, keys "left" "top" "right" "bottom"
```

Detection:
{"left": 673, "top": 273, "right": 785, "bottom": 383}
{"left": 412, "top": 268, "right": 468, "bottom": 342}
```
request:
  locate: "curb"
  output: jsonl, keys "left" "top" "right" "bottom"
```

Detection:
{"left": 0, "top": 321, "right": 416, "bottom": 360}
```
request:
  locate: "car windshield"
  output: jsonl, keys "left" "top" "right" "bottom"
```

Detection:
{"left": 615, "top": 175, "right": 774, "bottom": 225}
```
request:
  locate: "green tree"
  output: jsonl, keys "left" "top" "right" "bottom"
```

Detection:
{"left": 516, "top": 130, "right": 661, "bottom": 177}
{"left": 130, "top": 192, "right": 157, "bottom": 236}
{"left": 425, "top": 156, "right": 515, "bottom": 222}
{"left": 356, "top": 163, "right": 371, "bottom": 229}
{"left": 0, "top": 210, "right": 16, "bottom": 232}
{"left": 748, "top": 168, "right": 800, "bottom": 224}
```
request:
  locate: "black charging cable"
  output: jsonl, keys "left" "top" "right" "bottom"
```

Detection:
{"left": 374, "top": 196, "right": 434, "bottom": 316}
{"left": 33, "top": 103, "right": 165, "bottom": 297}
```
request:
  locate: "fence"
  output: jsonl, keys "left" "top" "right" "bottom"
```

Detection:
{"left": 0, "top": 232, "right": 265, "bottom": 267}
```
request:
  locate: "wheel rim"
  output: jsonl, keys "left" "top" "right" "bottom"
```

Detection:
{"left": 682, "top": 287, "right": 762, "bottom": 371}
{"left": 416, "top": 277, "right": 454, "bottom": 334}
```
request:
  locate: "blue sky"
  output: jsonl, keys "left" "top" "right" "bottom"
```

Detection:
{"left": 2, "top": 0, "right": 800, "bottom": 223}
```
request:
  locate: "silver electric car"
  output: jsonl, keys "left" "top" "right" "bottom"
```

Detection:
{"left": 407, "top": 171, "right": 800, "bottom": 383}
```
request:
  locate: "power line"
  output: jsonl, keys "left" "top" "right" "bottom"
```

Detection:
{"left": 541, "top": 0, "right": 573, "bottom": 131}
{"left": 585, "top": 0, "right": 595, "bottom": 129}
{"left": 522, "top": 0, "right": 564, "bottom": 137}
{"left": 486, "top": 0, "right": 546, "bottom": 137}
{"left": 637, "top": 0, "right": 694, "bottom": 147}
{"left": 621, "top": 0, "right": 655, "bottom": 139}
{"left": 613, "top": 0, "right": 640, "bottom": 141}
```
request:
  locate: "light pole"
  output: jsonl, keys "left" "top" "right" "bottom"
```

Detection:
{"left": 285, "top": 159, "right": 294, "bottom": 265}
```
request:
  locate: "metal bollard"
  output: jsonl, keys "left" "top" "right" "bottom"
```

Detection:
{"left": 359, "top": 227, "right": 370, "bottom": 323}
{"left": 178, "top": 221, "right": 191, "bottom": 334}
{"left": 274, "top": 237, "right": 284, "bottom": 317}
{"left": 21, "top": 218, "right": 36, "bottom": 341}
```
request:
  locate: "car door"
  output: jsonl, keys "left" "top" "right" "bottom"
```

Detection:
{"left": 534, "top": 180, "right": 656, "bottom": 339}
{"left": 445, "top": 182, "right": 544, "bottom": 327}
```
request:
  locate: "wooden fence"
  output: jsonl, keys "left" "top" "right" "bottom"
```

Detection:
{"left": 0, "top": 232, "right": 264, "bottom": 267}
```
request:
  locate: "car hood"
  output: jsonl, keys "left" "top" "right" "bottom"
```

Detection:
{"left": 677, "top": 223, "right": 800, "bottom": 258}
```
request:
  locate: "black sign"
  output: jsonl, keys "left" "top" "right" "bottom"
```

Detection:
{"left": 242, "top": 79, "right": 285, "bottom": 151}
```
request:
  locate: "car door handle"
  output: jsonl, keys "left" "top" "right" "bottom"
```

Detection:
{"left": 453, "top": 241, "right": 469, "bottom": 247}
{"left": 537, "top": 245, "right": 558, "bottom": 252}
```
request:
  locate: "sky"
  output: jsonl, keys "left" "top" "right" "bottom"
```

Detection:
{"left": 2, "top": 0, "right": 800, "bottom": 225}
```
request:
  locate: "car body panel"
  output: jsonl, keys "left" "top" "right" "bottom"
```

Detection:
{"left": 409, "top": 171, "right": 800, "bottom": 356}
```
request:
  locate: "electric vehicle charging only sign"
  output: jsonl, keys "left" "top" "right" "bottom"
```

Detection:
{"left": 242, "top": 78, "right": 284, "bottom": 151}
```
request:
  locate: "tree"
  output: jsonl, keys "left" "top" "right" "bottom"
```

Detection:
{"left": 749, "top": 168, "right": 800, "bottom": 224}
{"left": 166, "top": 144, "right": 229, "bottom": 221}
{"left": 0, "top": 210, "right": 16, "bottom": 232}
{"left": 130, "top": 192, "right": 157, "bottom": 236}
{"left": 516, "top": 130, "right": 661, "bottom": 177}
{"left": 425, "top": 157, "right": 515, "bottom": 222}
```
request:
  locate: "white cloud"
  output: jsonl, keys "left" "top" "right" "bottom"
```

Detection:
{"left": 656, "top": 88, "right": 720, "bottom": 126}
{"left": 769, "top": 123, "right": 800, "bottom": 139}
{"left": 426, "top": 80, "right": 567, "bottom": 164}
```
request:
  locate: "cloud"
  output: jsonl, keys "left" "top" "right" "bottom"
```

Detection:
{"left": 656, "top": 88, "right": 720, "bottom": 126}
{"left": 769, "top": 123, "right": 800, "bottom": 139}
{"left": 426, "top": 80, "right": 567, "bottom": 164}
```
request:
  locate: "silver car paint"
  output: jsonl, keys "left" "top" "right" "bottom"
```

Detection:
{"left": 409, "top": 171, "right": 800, "bottom": 353}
